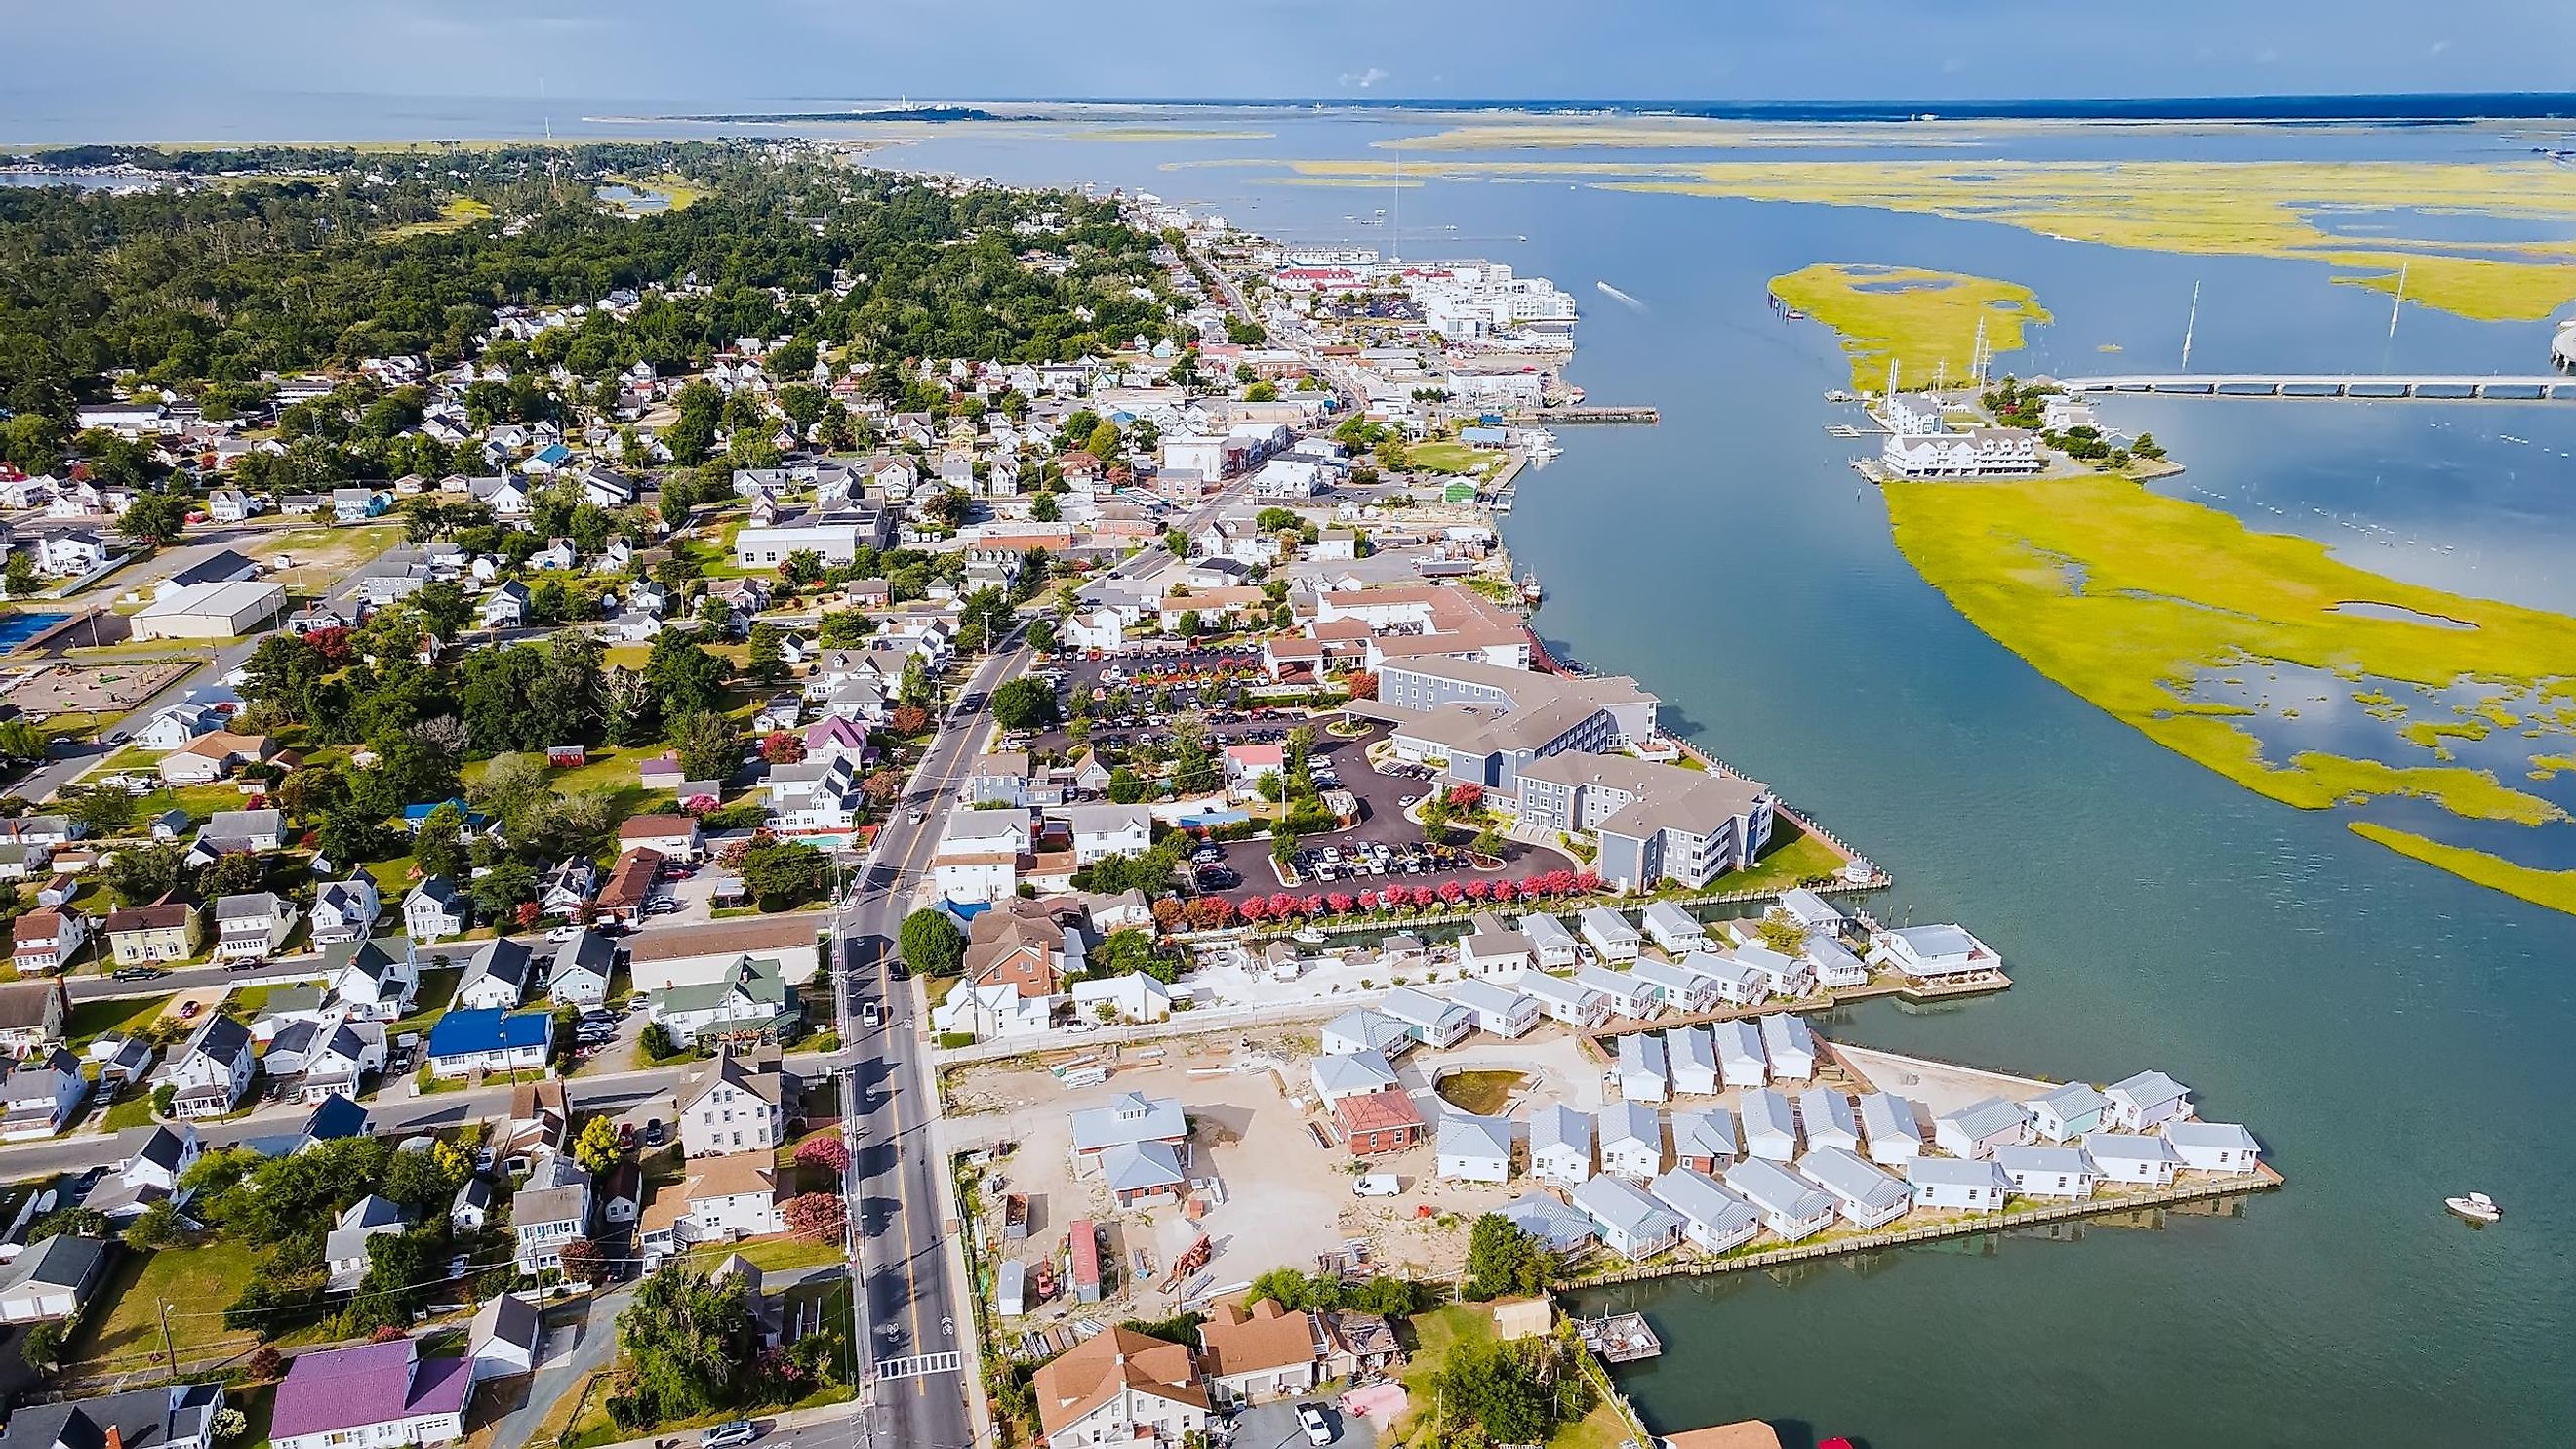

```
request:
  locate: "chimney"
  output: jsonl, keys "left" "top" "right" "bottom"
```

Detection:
{"left": 104, "top": 1428, "right": 125, "bottom": 1449}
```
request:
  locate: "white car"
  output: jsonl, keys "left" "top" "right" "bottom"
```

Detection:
{"left": 908, "top": 809, "right": 926, "bottom": 824}
{"left": 545, "top": 924, "right": 582, "bottom": 942}
{"left": 1351, "top": 1174, "right": 1400, "bottom": 1197}
{"left": 1297, "top": 1405, "right": 1334, "bottom": 1446}
{"left": 861, "top": 1002, "right": 882, "bottom": 1028}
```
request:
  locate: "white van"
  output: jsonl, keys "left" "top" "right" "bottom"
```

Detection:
{"left": 1351, "top": 1174, "right": 1401, "bottom": 1198}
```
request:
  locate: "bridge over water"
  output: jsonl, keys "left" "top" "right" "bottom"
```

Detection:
{"left": 2056, "top": 373, "right": 2575, "bottom": 400}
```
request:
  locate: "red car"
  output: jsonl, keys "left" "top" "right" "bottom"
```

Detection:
{"left": 178, "top": 1000, "right": 203, "bottom": 1020}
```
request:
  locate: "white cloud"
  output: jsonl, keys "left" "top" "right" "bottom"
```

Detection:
{"left": 2428, "top": 38, "right": 2452, "bottom": 54}
{"left": 1341, "top": 66, "right": 1389, "bottom": 89}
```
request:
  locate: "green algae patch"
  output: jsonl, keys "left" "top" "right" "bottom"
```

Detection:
{"left": 2350, "top": 822, "right": 2576, "bottom": 917}
{"left": 1769, "top": 263, "right": 2051, "bottom": 393}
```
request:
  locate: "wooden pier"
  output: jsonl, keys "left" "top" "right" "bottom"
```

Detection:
{"left": 1566, "top": 1163, "right": 2285, "bottom": 1289}
{"left": 1575, "top": 1311, "right": 1664, "bottom": 1362}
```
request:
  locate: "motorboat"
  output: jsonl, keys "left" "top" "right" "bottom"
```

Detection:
{"left": 2445, "top": 1191, "right": 2502, "bottom": 1224}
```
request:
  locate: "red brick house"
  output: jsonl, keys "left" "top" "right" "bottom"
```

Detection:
{"left": 1331, "top": 1088, "right": 1426, "bottom": 1156}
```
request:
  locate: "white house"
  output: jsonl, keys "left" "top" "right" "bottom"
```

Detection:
{"left": 162, "top": 1015, "right": 256, "bottom": 1119}
{"left": 1381, "top": 986, "right": 1472, "bottom": 1049}
{"left": 1572, "top": 964, "right": 1660, "bottom": 1021}
{"left": 1529, "top": 1103, "right": 1593, "bottom": 1187}
{"left": 1799, "top": 1145, "right": 1913, "bottom": 1229}
{"left": 1758, "top": 1012, "right": 1819, "bottom": 1081}
{"left": 1576, "top": 907, "right": 1640, "bottom": 962}
{"left": 1993, "top": 1145, "right": 2100, "bottom": 1200}
{"left": 1740, "top": 1088, "right": 1798, "bottom": 1162}
{"left": 1568, "top": 1176, "right": 1681, "bottom": 1261}
{"left": 1868, "top": 923, "right": 2004, "bottom": 981}
{"left": 1630, "top": 957, "right": 1714, "bottom": 1015}
{"left": 2166, "top": 1121, "right": 2264, "bottom": 1176}
{"left": 1934, "top": 1097, "right": 2031, "bottom": 1161}
{"left": 2102, "top": 1070, "right": 2194, "bottom": 1132}
{"left": 1665, "top": 1026, "right": 1719, "bottom": 1095}
{"left": 1308, "top": 1050, "right": 1400, "bottom": 1106}
{"left": 1518, "top": 972, "right": 1608, "bottom": 1029}
{"left": 1670, "top": 1107, "right": 1738, "bottom": 1174}
{"left": 1448, "top": 978, "right": 1539, "bottom": 1038}
{"left": 307, "top": 874, "right": 382, "bottom": 946}
{"left": 2084, "top": 1132, "right": 2183, "bottom": 1187}
{"left": 1858, "top": 1092, "right": 1924, "bottom": 1166}
{"left": 2025, "top": 1081, "right": 2110, "bottom": 1143}
{"left": 1456, "top": 917, "right": 1535, "bottom": 981}
{"left": 402, "top": 878, "right": 469, "bottom": 942}
{"left": 1732, "top": 945, "right": 1816, "bottom": 1000}
{"left": 1649, "top": 1167, "right": 1761, "bottom": 1255}
{"left": 1724, "top": 1156, "right": 1837, "bottom": 1242}
{"left": 1436, "top": 1112, "right": 1514, "bottom": 1183}
{"left": 1597, "top": 1100, "right": 1664, "bottom": 1180}
{"left": 1518, "top": 913, "right": 1581, "bottom": 970}
{"left": 1712, "top": 1019, "right": 1768, "bottom": 1088}
{"left": 1319, "top": 1007, "right": 1415, "bottom": 1059}
{"left": 1906, "top": 1155, "right": 2013, "bottom": 1213}
{"left": 1638, "top": 902, "right": 1706, "bottom": 955}
{"left": 1804, "top": 936, "right": 1871, "bottom": 989}
{"left": 1798, "top": 1088, "right": 1862, "bottom": 1155}
{"left": 1065, "top": 805, "right": 1152, "bottom": 865}
{"left": 1615, "top": 1032, "right": 1669, "bottom": 1105}
{"left": 1682, "top": 951, "right": 1766, "bottom": 1008}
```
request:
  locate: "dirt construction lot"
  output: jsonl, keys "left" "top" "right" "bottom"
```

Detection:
{"left": 0, "top": 659, "right": 191, "bottom": 719}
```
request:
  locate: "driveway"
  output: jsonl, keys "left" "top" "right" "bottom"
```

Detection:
{"left": 488, "top": 1282, "right": 635, "bottom": 1449}
{"left": 1228, "top": 1397, "right": 1378, "bottom": 1449}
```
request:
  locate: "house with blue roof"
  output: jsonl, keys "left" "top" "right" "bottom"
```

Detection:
{"left": 423, "top": 1009, "right": 552, "bottom": 1079}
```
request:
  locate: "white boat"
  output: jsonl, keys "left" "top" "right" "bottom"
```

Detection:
{"left": 2445, "top": 1191, "right": 2502, "bottom": 1224}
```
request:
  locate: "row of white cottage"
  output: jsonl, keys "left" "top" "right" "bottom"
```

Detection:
{"left": 1435, "top": 1069, "right": 2264, "bottom": 1260}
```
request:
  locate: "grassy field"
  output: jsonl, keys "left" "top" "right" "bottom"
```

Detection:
{"left": 1704, "top": 825, "right": 1848, "bottom": 897}
{"left": 1276, "top": 156, "right": 2576, "bottom": 321}
{"left": 681, "top": 1232, "right": 846, "bottom": 1274}
{"left": 1883, "top": 470, "right": 2576, "bottom": 912}
{"left": 382, "top": 196, "right": 495, "bottom": 238}
{"left": 603, "top": 173, "right": 708, "bottom": 210}
{"left": 65, "top": 1239, "right": 264, "bottom": 1374}
{"left": 1408, "top": 439, "right": 1508, "bottom": 477}
{"left": 67, "top": 993, "right": 176, "bottom": 1048}
{"left": 1769, "top": 262, "right": 2052, "bottom": 393}
{"left": 247, "top": 523, "right": 406, "bottom": 591}
{"left": 1433, "top": 1070, "right": 1524, "bottom": 1115}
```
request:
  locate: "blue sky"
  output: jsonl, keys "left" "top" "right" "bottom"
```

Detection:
{"left": 16, "top": 0, "right": 2575, "bottom": 104}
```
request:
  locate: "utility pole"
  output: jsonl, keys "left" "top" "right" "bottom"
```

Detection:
{"left": 158, "top": 1298, "right": 177, "bottom": 1380}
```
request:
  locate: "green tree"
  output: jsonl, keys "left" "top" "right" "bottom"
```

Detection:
{"left": 197, "top": 851, "right": 267, "bottom": 899}
{"left": 1029, "top": 492, "right": 1060, "bottom": 522}
{"left": 1107, "top": 767, "right": 1147, "bottom": 803}
{"left": 3, "top": 550, "right": 38, "bottom": 598}
{"left": 102, "top": 841, "right": 187, "bottom": 907}
{"left": 411, "top": 803, "right": 468, "bottom": 882}
{"left": 1464, "top": 1214, "right": 1555, "bottom": 1300}
{"left": 469, "top": 858, "right": 537, "bottom": 920}
{"left": 645, "top": 629, "right": 732, "bottom": 714}
{"left": 573, "top": 1115, "right": 623, "bottom": 1175}
{"left": 670, "top": 708, "right": 741, "bottom": 784}
{"left": 898, "top": 907, "right": 966, "bottom": 978}
{"left": 118, "top": 491, "right": 189, "bottom": 546}
{"left": 989, "top": 677, "right": 1061, "bottom": 732}
{"left": 745, "top": 622, "right": 788, "bottom": 686}
{"left": 608, "top": 1268, "right": 758, "bottom": 1428}
{"left": 738, "top": 837, "right": 829, "bottom": 909}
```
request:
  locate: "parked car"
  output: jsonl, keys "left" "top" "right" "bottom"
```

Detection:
{"left": 111, "top": 966, "right": 164, "bottom": 982}
{"left": 702, "top": 1422, "right": 759, "bottom": 1449}
{"left": 861, "top": 1002, "right": 882, "bottom": 1028}
{"left": 1297, "top": 1405, "right": 1335, "bottom": 1446}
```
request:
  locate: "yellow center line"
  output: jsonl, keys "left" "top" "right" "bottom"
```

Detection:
{"left": 871, "top": 649, "right": 1018, "bottom": 1400}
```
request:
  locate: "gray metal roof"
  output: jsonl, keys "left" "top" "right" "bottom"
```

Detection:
{"left": 1994, "top": 1145, "right": 2096, "bottom": 1176}
{"left": 1311, "top": 1051, "right": 1398, "bottom": 1097}
{"left": 1649, "top": 1167, "right": 1758, "bottom": 1236}
{"left": 1447, "top": 978, "right": 1529, "bottom": 1017}
{"left": 1798, "top": 1146, "right": 1913, "bottom": 1214}
{"left": 1758, "top": 1011, "right": 1817, "bottom": 1061}
{"left": 1665, "top": 1026, "right": 1717, "bottom": 1077}
{"left": 1799, "top": 1088, "right": 1861, "bottom": 1144}
{"left": 1740, "top": 1088, "right": 1797, "bottom": 1144}
{"left": 1617, "top": 1031, "right": 1667, "bottom": 1080}
{"left": 1599, "top": 1100, "right": 1660, "bottom": 1151}
{"left": 1498, "top": 1192, "right": 1596, "bottom": 1251}
{"left": 1906, "top": 1156, "right": 2012, "bottom": 1191}
{"left": 1671, "top": 1107, "right": 1737, "bottom": 1162}
{"left": 2028, "top": 1080, "right": 2109, "bottom": 1121}
{"left": 1570, "top": 1175, "right": 1681, "bottom": 1245}
{"left": 2166, "top": 1121, "right": 2261, "bottom": 1153}
{"left": 1532, "top": 1103, "right": 1591, "bottom": 1158}
{"left": 1712, "top": 1019, "right": 1767, "bottom": 1067}
{"left": 2106, "top": 1069, "right": 2190, "bottom": 1107}
{"left": 1102, "top": 1140, "right": 1187, "bottom": 1193}
{"left": 1944, "top": 1096, "right": 2030, "bottom": 1140}
{"left": 1857, "top": 1092, "right": 1921, "bottom": 1147}
{"left": 1437, "top": 1112, "right": 1513, "bottom": 1162}
{"left": 1723, "top": 1157, "right": 1836, "bottom": 1221}
{"left": 2082, "top": 1132, "right": 2182, "bottom": 1165}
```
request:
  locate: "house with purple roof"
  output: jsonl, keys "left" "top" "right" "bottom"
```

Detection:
{"left": 268, "top": 1339, "right": 472, "bottom": 1449}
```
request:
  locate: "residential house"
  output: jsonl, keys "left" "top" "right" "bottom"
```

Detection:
{"left": 2025, "top": 1081, "right": 2110, "bottom": 1143}
{"left": 1496, "top": 1195, "right": 1599, "bottom": 1256}
{"left": 402, "top": 878, "right": 469, "bottom": 942}
{"left": 1308, "top": 1051, "right": 1399, "bottom": 1106}
{"left": 677, "top": 1051, "right": 787, "bottom": 1158}
{"left": 1723, "top": 1156, "right": 1838, "bottom": 1243}
{"left": 307, "top": 873, "right": 382, "bottom": 946}
{"left": 1570, "top": 964, "right": 1658, "bottom": 1022}
{"left": 538, "top": 858, "right": 598, "bottom": 918}
{"left": 0, "top": 1381, "right": 225, "bottom": 1449}
{"left": 1196, "top": 1298, "right": 1324, "bottom": 1406}
{"left": 618, "top": 814, "right": 704, "bottom": 861}
{"left": 1446, "top": 978, "right": 1538, "bottom": 1039}
{"left": 1065, "top": 805, "right": 1151, "bottom": 865}
{"left": 1436, "top": 1112, "right": 1514, "bottom": 1183}
{"left": 155, "top": 730, "right": 276, "bottom": 786}
{"left": 1530, "top": 1104, "right": 1595, "bottom": 1187}
{"left": 1576, "top": 907, "right": 1640, "bottom": 962}
{"left": 1993, "top": 1145, "right": 2100, "bottom": 1201}
{"left": 213, "top": 893, "right": 298, "bottom": 959}
{"left": 1569, "top": 1176, "right": 1682, "bottom": 1261}
{"left": 262, "top": 1016, "right": 384, "bottom": 1102}
{"left": 1799, "top": 1145, "right": 1914, "bottom": 1229}
{"left": 1616, "top": 1032, "right": 1669, "bottom": 1105}
{"left": 454, "top": 938, "right": 537, "bottom": 1012}
{"left": 0, "top": 978, "right": 68, "bottom": 1058}
{"left": 1934, "top": 1098, "right": 2031, "bottom": 1161}
{"left": 1649, "top": 1167, "right": 1762, "bottom": 1255}
{"left": 1331, "top": 1087, "right": 1426, "bottom": 1157}
{"left": 1670, "top": 1108, "right": 1738, "bottom": 1176}
{"left": 1068, "top": 1092, "right": 1189, "bottom": 1179}
{"left": 1519, "top": 913, "right": 1580, "bottom": 970}
{"left": 1380, "top": 986, "right": 1472, "bottom": 1049}
{"left": 1798, "top": 1089, "right": 1863, "bottom": 1155}
{"left": 1630, "top": 957, "right": 1714, "bottom": 1016}
{"left": 468, "top": 1293, "right": 541, "bottom": 1382}
{"left": 1740, "top": 1089, "right": 1799, "bottom": 1162}
{"left": 1732, "top": 944, "right": 1816, "bottom": 1001}
{"left": 1030, "top": 1325, "right": 1210, "bottom": 1449}
{"left": 105, "top": 902, "right": 201, "bottom": 966}
{"left": 1456, "top": 916, "right": 1535, "bottom": 980}
{"left": 1906, "top": 1155, "right": 2014, "bottom": 1213}
{"left": 1857, "top": 1093, "right": 1924, "bottom": 1166}
{"left": 326, "top": 939, "right": 419, "bottom": 1021}
{"left": 1758, "top": 1012, "right": 1818, "bottom": 1081}
{"left": 452, "top": 1177, "right": 493, "bottom": 1232}
{"left": 265, "top": 1339, "right": 470, "bottom": 1449}
{"left": 2084, "top": 1132, "right": 2183, "bottom": 1187}
{"left": 1, "top": 1049, "right": 88, "bottom": 1140}
{"left": 649, "top": 957, "right": 800, "bottom": 1049}
{"left": 1639, "top": 902, "right": 1707, "bottom": 955}
{"left": 1319, "top": 1007, "right": 1415, "bottom": 1060}
{"left": 12, "top": 908, "right": 86, "bottom": 972}
{"left": 162, "top": 1014, "right": 256, "bottom": 1118}
{"left": 1711, "top": 1020, "right": 1768, "bottom": 1088}
{"left": 548, "top": 930, "right": 618, "bottom": 1007}
{"left": 1598, "top": 1100, "right": 1665, "bottom": 1180}
{"left": 1867, "top": 923, "right": 2005, "bottom": 982}
{"left": 511, "top": 1151, "right": 593, "bottom": 1273}
{"left": 1665, "top": 1026, "right": 1719, "bottom": 1096}
{"left": 672, "top": 1150, "right": 785, "bottom": 1239}
{"left": 423, "top": 1010, "right": 550, "bottom": 1078}
{"left": 0, "top": 1235, "right": 110, "bottom": 1322}
{"left": 324, "top": 1194, "right": 408, "bottom": 1290}
{"left": 1518, "top": 972, "right": 1607, "bottom": 1029}
{"left": 2102, "top": 1070, "right": 2194, "bottom": 1133}
{"left": 2165, "top": 1121, "right": 2264, "bottom": 1176}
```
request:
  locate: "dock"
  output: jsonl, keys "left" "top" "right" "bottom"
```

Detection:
{"left": 1507, "top": 405, "right": 1659, "bottom": 424}
{"left": 1575, "top": 1311, "right": 1663, "bottom": 1362}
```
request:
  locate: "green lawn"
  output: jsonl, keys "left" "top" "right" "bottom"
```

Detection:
{"left": 683, "top": 1232, "right": 846, "bottom": 1274}
{"left": 64, "top": 1239, "right": 265, "bottom": 1375}
{"left": 141, "top": 783, "right": 263, "bottom": 828}
{"left": 67, "top": 994, "right": 175, "bottom": 1049}
{"left": 388, "top": 968, "right": 463, "bottom": 1038}
{"left": 1408, "top": 440, "right": 1506, "bottom": 476}
{"left": 1701, "top": 824, "right": 1848, "bottom": 897}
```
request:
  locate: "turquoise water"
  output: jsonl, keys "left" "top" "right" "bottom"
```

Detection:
{"left": 875, "top": 114, "right": 2576, "bottom": 1445}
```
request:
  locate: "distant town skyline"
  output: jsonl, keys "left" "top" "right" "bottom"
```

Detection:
{"left": 15, "top": 1, "right": 2576, "bottom": 113}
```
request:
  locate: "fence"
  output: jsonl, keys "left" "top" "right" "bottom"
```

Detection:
{"left": 931, "top": 993, "right": 1387, "bottom": 1067}
{"left": 1565, "top": 1163, "right": 2285, "bottom": 1289}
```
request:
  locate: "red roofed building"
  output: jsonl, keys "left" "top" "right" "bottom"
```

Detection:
{"left": 1331, "top": 1088, "right": 1425, "bottom": 1156}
